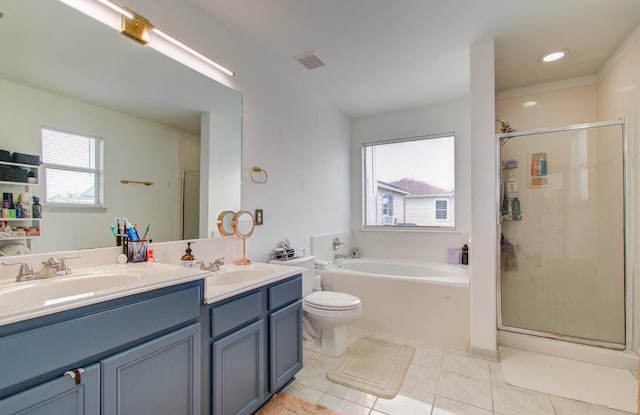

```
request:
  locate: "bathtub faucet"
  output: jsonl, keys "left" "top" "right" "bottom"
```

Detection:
{"left": 334, "top": 253, "right": 349, "bottom": 260}
{"left": 332, "top": 237, "right": 344, "bottom": 251}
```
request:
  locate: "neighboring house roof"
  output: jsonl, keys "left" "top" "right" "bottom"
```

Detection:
{"left": 377, "top": 180, "right": 410, "bottom": 195}
{"left": 387, "top": 178, "right": 452, "bottom": 196}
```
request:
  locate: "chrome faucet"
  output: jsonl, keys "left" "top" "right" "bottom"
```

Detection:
{"left": 2, "top": 255, "right": 80, "bottom": 281}
{"left": 332, "top": 237, "right": 344, "bottom": 252}
{"left": 198, "top": 257, "right": 225, "bottom": 272}
{"left": 36, "top": 257, "right": 62, "bottom": 278}
{"left": 36, "top": 255, "right": 81, "bottom": 279}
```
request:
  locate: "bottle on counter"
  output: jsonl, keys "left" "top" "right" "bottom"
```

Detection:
{"left": 181, "top": 242, "right": 197, "bottom": 268}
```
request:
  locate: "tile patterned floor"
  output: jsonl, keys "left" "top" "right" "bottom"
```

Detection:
{"left": 283, "top": 328, "right": 635, "bottom": 415}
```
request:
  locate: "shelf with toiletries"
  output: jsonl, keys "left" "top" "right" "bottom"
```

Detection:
{"left": 0, "top": 153, "right": 43, "bottom": 250}
{"left": 529, "top": 152, "right": 549, "bottom": 187}
{"left": 501, "top": 158, "right": 518, "bottom": 170}
{"left": 0, "top": 160, "right": 40, "bottom": 185}
{"left": 500, "top": 163, "right": 522, "bottom": 222}
{"left": 0, "top": 191, "right": 43, "bottom": 247}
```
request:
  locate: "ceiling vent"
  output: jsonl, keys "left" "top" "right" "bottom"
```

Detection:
{"left": 295, "top": 51, "right": 325, "bottom": 70}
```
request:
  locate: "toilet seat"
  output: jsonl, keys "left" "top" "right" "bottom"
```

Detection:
{"left": 304, "top": 291, "right": 361, "bottom": 311}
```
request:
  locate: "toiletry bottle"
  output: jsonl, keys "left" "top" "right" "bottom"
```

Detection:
{"left": 32, "top": 196, "right": 42, "bottom": 218}
{"left": 501, "top": 182, "right": 510, "bottom": 217}
{"left": 21, "top": 192, "right": 30, "bottom": 218}
{"left": 14, "top": 197, "right": 22, "bottom": 219}
{"left": 539, "top": 156, "right": 547, "bottom": 176}
{"left": 501, "top": 192, "right": 510, "bottom": 217}
{"left": 181, "top": 242, "right": 197, "bottom": 268}
{"left": 461, "top": 244, "right": 469, "bottom": 265}
{"left": 531, "top": 156, "right": 538, "bottom": 177}
{"left": 511, "top": 197, "right": 521, "bottom": 219}
{"left": 147, "top": 239, "right": 154, "bottom": 262}
{"left": 506, "top": 174, "right": 518, "bottom": 195}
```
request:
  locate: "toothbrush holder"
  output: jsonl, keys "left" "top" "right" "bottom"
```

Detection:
{"left": 127, "top": 240, "right": 148, "bottom": 263}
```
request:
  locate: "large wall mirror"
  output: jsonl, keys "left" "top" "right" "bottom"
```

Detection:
{"left": 0, "top": 0, "right": 242, "bottom": 254}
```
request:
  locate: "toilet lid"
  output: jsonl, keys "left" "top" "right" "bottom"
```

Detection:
{"left": 305, "top": 291, "right": 360, "bottom": 311}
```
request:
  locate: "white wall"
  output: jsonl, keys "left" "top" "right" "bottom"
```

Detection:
{"left": 126, "top": 0, "right": 352, "bottom": 263}
{"left": 350, "top": 99, "right": 471, "bottom": 262}
{"left": 0, "top": 78, "right": 197, "bottom": 253}
{"left": 469, "top": 39, "right": 498, "bottom": 360}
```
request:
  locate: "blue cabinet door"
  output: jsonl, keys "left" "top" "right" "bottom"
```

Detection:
{"left": 212, "top": 320, "right": 264, "bottom": 415}
{"left": 0, "top": 364, "right": 100, "bottom": 415}
{"left": 102, "top": 323, "right": 201, "bottom": 415}
{"left": 269, "top": 300, "right": 303, "bottom": 392}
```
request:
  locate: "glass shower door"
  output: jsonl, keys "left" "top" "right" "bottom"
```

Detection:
{"left": 499, "top": 122, "right": 626, "bottom": 347}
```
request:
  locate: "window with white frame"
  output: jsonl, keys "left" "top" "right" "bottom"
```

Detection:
{"left": 435, "top": 199, "right": 448, "bottom": 220}
{"left": 41, "top": 127, "right": 103, "bottom": 206}
{"left": 363, "top": 133, "right": 455, "bottom": 228}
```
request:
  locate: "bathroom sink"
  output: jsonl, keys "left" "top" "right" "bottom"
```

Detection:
{"left": 207, "top": 266, "right": 275, "bottom": 286}
{"left": 0, "top": 271, "right": 149, "bottom": 309}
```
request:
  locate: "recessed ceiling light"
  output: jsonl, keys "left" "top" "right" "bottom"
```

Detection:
{"left": 523, "top": 101, "right": 537, "bottom": 108}
{"left": 540, "top": 49, "right": 569, "bottom": 63}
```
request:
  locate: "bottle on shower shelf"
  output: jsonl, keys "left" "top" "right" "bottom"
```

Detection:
{"left": 511, "top": 197, "right": 521, "bottom": 220}
{"left": 539, "top": 155, "right": 547, "bottom": 176}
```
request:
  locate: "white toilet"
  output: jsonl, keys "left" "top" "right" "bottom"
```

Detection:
{"left": 270, "top": 256, "right": 361, "bottom": 357}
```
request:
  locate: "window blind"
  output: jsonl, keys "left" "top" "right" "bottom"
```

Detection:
{"left": 41, "top": 127, "right": 103, "bottom": 206}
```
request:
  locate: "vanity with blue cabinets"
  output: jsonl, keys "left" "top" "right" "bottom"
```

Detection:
{"left": 204, "top": 274, "right": 303, "bottom": 415}
{"left": 0, "top": 262, "right": 303, "bottom": 415}
{"left": 0, "top": 280, "right": 203, "bottom": 415}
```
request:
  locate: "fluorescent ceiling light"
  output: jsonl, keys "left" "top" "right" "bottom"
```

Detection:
{"left": 96, "top": 0, "right": 132, "bottom": 19}
{"left": 151, "top": 28, "right": 235, "bottom": 77}
{"left": 57, "top": 0, "right": 235, "bottom": 79}
{"left": 522, "top": 100, "right": 537, "bottom": 108}
{"left": 540, "top": 49, "right": 569, "bottom": 63}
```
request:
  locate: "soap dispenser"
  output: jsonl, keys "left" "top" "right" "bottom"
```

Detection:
{"left": 181, "top": 242, "right": 197, "bottom": 268}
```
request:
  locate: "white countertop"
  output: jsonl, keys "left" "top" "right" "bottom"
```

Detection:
{"left": 204, "top": 262, "right": 304, "bottom": 304}
{"left": 0, "top": 262, "right": 210, "bottom": 327}
{"left": 0, "top": 261, "right": 304, "bottom": 327}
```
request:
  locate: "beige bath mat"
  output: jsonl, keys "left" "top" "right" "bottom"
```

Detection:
{"left": 327, "top": 337, "right": 414, "bottom": 399}
{"left": 255, "top": 393, "right": 343, "bottom": 415}
{"left": 500, "top": 347, "right": 638, "bottom": 413}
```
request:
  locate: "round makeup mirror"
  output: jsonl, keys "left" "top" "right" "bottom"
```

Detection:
{"left": 217, "top": 210, "right": 235, "bottom": 237}
{"left": 232, "top": 210, "right": 255, "bottom": 265}
{"left": 232, "top": 210, "right": 255, "bottom": 238}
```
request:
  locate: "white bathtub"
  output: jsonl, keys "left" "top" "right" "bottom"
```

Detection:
{"left": 318, "top": 258, "right": 470, "bottom": 349}
{"left": 334, "top": 258, "right": 469, "bottom": 284}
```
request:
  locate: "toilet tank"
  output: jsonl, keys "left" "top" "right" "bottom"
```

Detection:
{"left": 269, "top": 255, "right": 315, "bottom": 296}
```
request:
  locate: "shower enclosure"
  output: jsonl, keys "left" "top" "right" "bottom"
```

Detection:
{"left": 498, "top": 119, "right": 636, "bottom": 350}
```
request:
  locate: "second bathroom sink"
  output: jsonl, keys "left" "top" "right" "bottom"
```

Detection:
{"left": 207, "top": 265, "right": 275, "bottom": 286}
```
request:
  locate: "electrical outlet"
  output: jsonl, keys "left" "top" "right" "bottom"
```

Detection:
{"left": 254, "top": 209, "right": 263, "bottom": 225}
